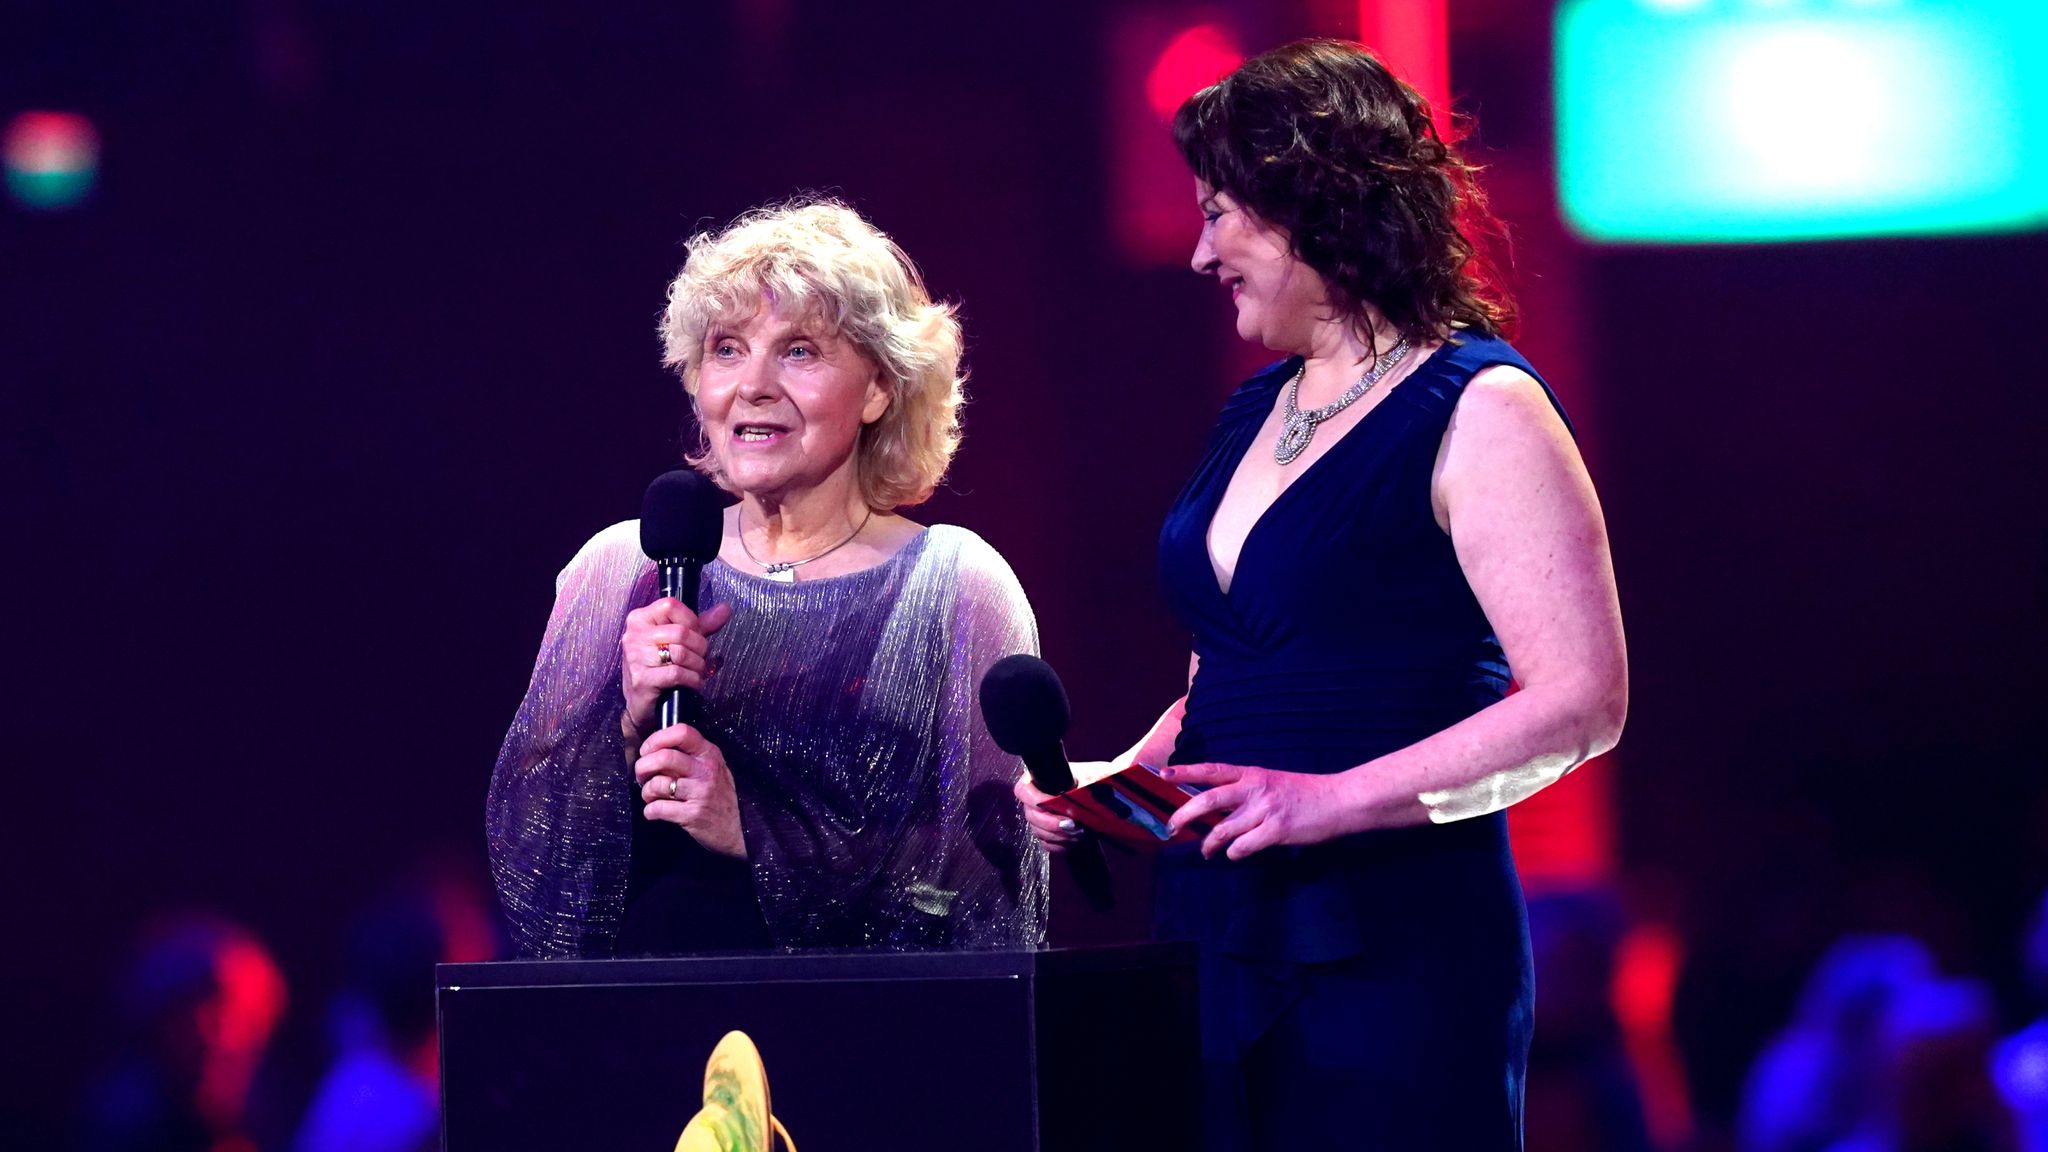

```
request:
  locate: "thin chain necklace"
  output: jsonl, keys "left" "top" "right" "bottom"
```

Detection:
{"left": 738, "top": 506, "right": 873, "bottom": 583}
{"left": 1273, "top": 336, "right": 1413, "bottom": 465}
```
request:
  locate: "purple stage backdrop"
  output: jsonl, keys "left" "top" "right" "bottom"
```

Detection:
{"left": 3, "top": 1, "right": 2044, "bottom": 1146}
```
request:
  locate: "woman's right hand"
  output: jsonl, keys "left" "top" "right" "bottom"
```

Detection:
{"left": 1013, "top": 763, "right": 1117, "bottom": 855}
{"left": 1014, "top": 774, "right": 1079, "bottom": 854}
{"left": 619, "top": 598, "right": 733, "bottom": 745}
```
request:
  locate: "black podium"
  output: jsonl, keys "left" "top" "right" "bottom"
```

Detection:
{"left": 437, "top": 943, "right": 1199, "bottom": 1151}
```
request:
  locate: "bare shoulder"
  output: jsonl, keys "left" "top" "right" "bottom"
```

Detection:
{"left": 1433, "top": 364, "right": 1590, "bottom": 531}
{"left": 1441, "top": 366, "right": 1578, "bottom": 472}
{"left": 1446, "top": 365, "right": 1569, "bottom": 444}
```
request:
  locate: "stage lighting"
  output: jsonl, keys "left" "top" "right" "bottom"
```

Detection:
{"left": 1146, "top": 25, "right": 1242, "bottom": 121}
{"left": 1557, "top": 0, "right": 2048, "bottom": 242}
{"left": 1108, "top": 15, "right": 1245, "bottom": 266}
{"left": 4, "top": 111, "right": 100, "bottom": 212}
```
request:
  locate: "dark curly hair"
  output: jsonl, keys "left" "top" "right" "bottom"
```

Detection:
{"left": 1173, "top": 38, "right": 1514, "bottom": 348}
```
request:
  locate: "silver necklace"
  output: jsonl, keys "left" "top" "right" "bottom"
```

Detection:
{"left": 738, "top": 507, "right": 873, "bottom": 582}
{"left": 1273, "top": 337, "right": 1413, "bottom": 465}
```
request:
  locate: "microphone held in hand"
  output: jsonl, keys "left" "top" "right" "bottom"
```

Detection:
{"left": 978, "top": 654, "right": 1075, "bottom": 794}
{"left": 978, "top": 653, "right": 1114, "bottom": 912}
{"left": 641, "top": 469, "right": 730, "bottom": 730}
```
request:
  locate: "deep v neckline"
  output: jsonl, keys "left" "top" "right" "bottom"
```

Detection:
{"left": 1205, "top": 345, "right": 1447, "bottom": 599}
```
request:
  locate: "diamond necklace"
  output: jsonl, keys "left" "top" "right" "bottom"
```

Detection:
{"left": 1272, "top": 336, "right": 1413, "bottom": 465}
{"left": 738, "top": 506, "right": 873, "bottom": 582}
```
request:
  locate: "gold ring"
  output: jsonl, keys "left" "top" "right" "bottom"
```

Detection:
{"left": 668, "top": 777, "right": 679, "bottom": 800}
{"left": 657, "top": 644, "right": 673, "bottom": 666}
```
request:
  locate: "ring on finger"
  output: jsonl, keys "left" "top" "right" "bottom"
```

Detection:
{"left": 668, "top": 776, "right": 679, "bottom": 800}
{"left": 657, "top": 644, "right": 673, "bottom": 666}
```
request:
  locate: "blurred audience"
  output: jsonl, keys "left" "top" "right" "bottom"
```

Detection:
{"left": 79, "top": 914, "right": 288, "bottom": 1152}
{"left": 1739, "top": 933, "right": 2013, "bottom": 1152}
{"left": 1888, "top": 974, "right": 2008, "bottom": 1152}
{"left": 290, "top": 873, "right": 494, "bottom": 1152}
{"left": 72, "top": 873, "right": 2048, "bottom": 1152}
{"left": 1994, "top": 890, "right": 2048, "bottom": 1152}
{"left": 1739, "top": 935, "right": 1934, "bottom": 1152}
{"left": 1673, "top": 801, "right": 1851, "bottom": 1149}
{"left": 1526, "top": 888, "right": 1657, "bottom": 1152}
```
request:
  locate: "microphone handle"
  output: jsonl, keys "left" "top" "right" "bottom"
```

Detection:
{"left": 658, "top": 556, "right": 704, "bottom": 608}
{"left": 1022, "top": 740, "right": 1114, "bottom": 913}
{"left": 1068, "top": 834, "right": 1116, "bottom": 914}
{"left": 657, "top": 558, "right": 706, "bottom": 730}
{"left": 637, "top": 556, "right": 716, "bottom": 876}
{"left": 1022, "top": 742, "right": 1076, "bottom": 795}
{"left": 659, "top": 685, "right": 698, "bottom": 731}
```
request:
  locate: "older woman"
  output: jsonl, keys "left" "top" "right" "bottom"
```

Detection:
{"left": 490, "top": 198, "right": 1046, "bottom": 957}
{"left": 1018, "top": 40, "right": 1627, "bottom": 1148}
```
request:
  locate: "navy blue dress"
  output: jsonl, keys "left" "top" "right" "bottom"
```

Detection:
{"left": 1156, "top": 334, "right": 1565, "bottom": 1149}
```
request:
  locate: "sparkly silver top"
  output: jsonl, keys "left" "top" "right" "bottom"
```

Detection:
{"left": 487, "top": 521, "right": 1049, "bottom": 957}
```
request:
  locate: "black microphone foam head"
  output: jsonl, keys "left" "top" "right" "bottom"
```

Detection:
{"left": 978, "top": 653, "right": 1071, "bottom": 754}
{"left": 640, "top": 469, "right": 728, "bottom": 562}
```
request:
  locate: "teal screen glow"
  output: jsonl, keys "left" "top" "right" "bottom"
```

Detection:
{"left": 1556, "top": 0, "right": 2048, "bottom": 243}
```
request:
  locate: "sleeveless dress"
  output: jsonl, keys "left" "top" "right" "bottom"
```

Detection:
{"left": 1156, "top": 334, "right": 1568, "bottom": 1149}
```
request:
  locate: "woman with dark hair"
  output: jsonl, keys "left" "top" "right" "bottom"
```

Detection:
{"left": 1018, "top": 40, "right": 1626, "bottom": 1147}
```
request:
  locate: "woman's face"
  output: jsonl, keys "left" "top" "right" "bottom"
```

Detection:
{"left": 696, "top": 297, "right": 890, "bottom": 504}
{"left": 1191, "top": 182, "right": 1328, "bottom": 353}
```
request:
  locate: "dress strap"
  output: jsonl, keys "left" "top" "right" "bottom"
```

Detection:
{"left": 1403, "top": 335, "right": 1575, "bottom": 440}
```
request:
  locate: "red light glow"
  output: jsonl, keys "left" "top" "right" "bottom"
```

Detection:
{"left": 1145, "top": 25, "right": 1243, "bottom": 122}
{"left": 1509, "top": 752, "right": 1617, "bottom": 889}
{"left": 1357, "top": 1, "right": 1450, "bottom": 136}
{"left": 4, "top": 110, "right": 101, "bottom": 210}
{"left": 1612, "top": 921, "right": 1694, "bottom": 1143}
{"left": 3, "top": 111, "right": 97, "bottom": 172}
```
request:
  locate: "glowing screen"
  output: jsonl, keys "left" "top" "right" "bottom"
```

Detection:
{"left": 1557, "top": 0, "right": 2048, "bottom": 242}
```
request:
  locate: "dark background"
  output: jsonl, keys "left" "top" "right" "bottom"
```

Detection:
{"left": 5, "top": 0, "right": 2044, "bottom": 1142}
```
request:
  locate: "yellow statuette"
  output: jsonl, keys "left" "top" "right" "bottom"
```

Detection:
{"left": 674, "top": 1030, "right": 797, "bottom": 1152}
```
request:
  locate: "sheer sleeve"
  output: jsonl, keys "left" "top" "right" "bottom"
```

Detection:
{"left": 485, "top": 522, "right": 654, "bottom": 958}
{"left": 927, "top": 531, "right": 1050, "bottom": 947}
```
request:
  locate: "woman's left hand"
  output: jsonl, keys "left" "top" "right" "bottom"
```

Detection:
{"left": 1163, "top": 763, "right": 1358, "bottom": 860}
{"left": 635, "top": 723, "right": 747, "bottom": 859}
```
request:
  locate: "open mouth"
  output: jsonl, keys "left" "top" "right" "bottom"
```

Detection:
{"left": 733, "top": 423, "right": 787, "bottom": 444}
{"left": 1223, "top": 275, "right": 1244, "bottom": 296}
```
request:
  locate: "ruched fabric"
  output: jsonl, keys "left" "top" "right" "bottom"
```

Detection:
{"left": 1155, "top": 334, "right": 1569, "bottom": 1148}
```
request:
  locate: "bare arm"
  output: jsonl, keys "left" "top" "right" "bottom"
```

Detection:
{"left": 1167, "top": 367, "right": 1627, "bottom": 855}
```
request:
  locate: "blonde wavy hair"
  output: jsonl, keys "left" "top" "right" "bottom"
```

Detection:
{"left": 659, "top": 198, "right": 967, "bottom": 511}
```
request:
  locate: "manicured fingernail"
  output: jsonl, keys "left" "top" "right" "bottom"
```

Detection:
{"left": 1057, "top": 817, "right": 1078, "bottom": 833}
{"left": 1160, "top": 767, "right": 1176, "bottom": 779}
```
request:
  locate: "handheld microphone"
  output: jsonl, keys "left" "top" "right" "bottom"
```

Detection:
{"left": 640, "top": 469, "right": 729, "bottom": 730}
{"left": 978, "top": 654, "right": 1115, "bottom": 912}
